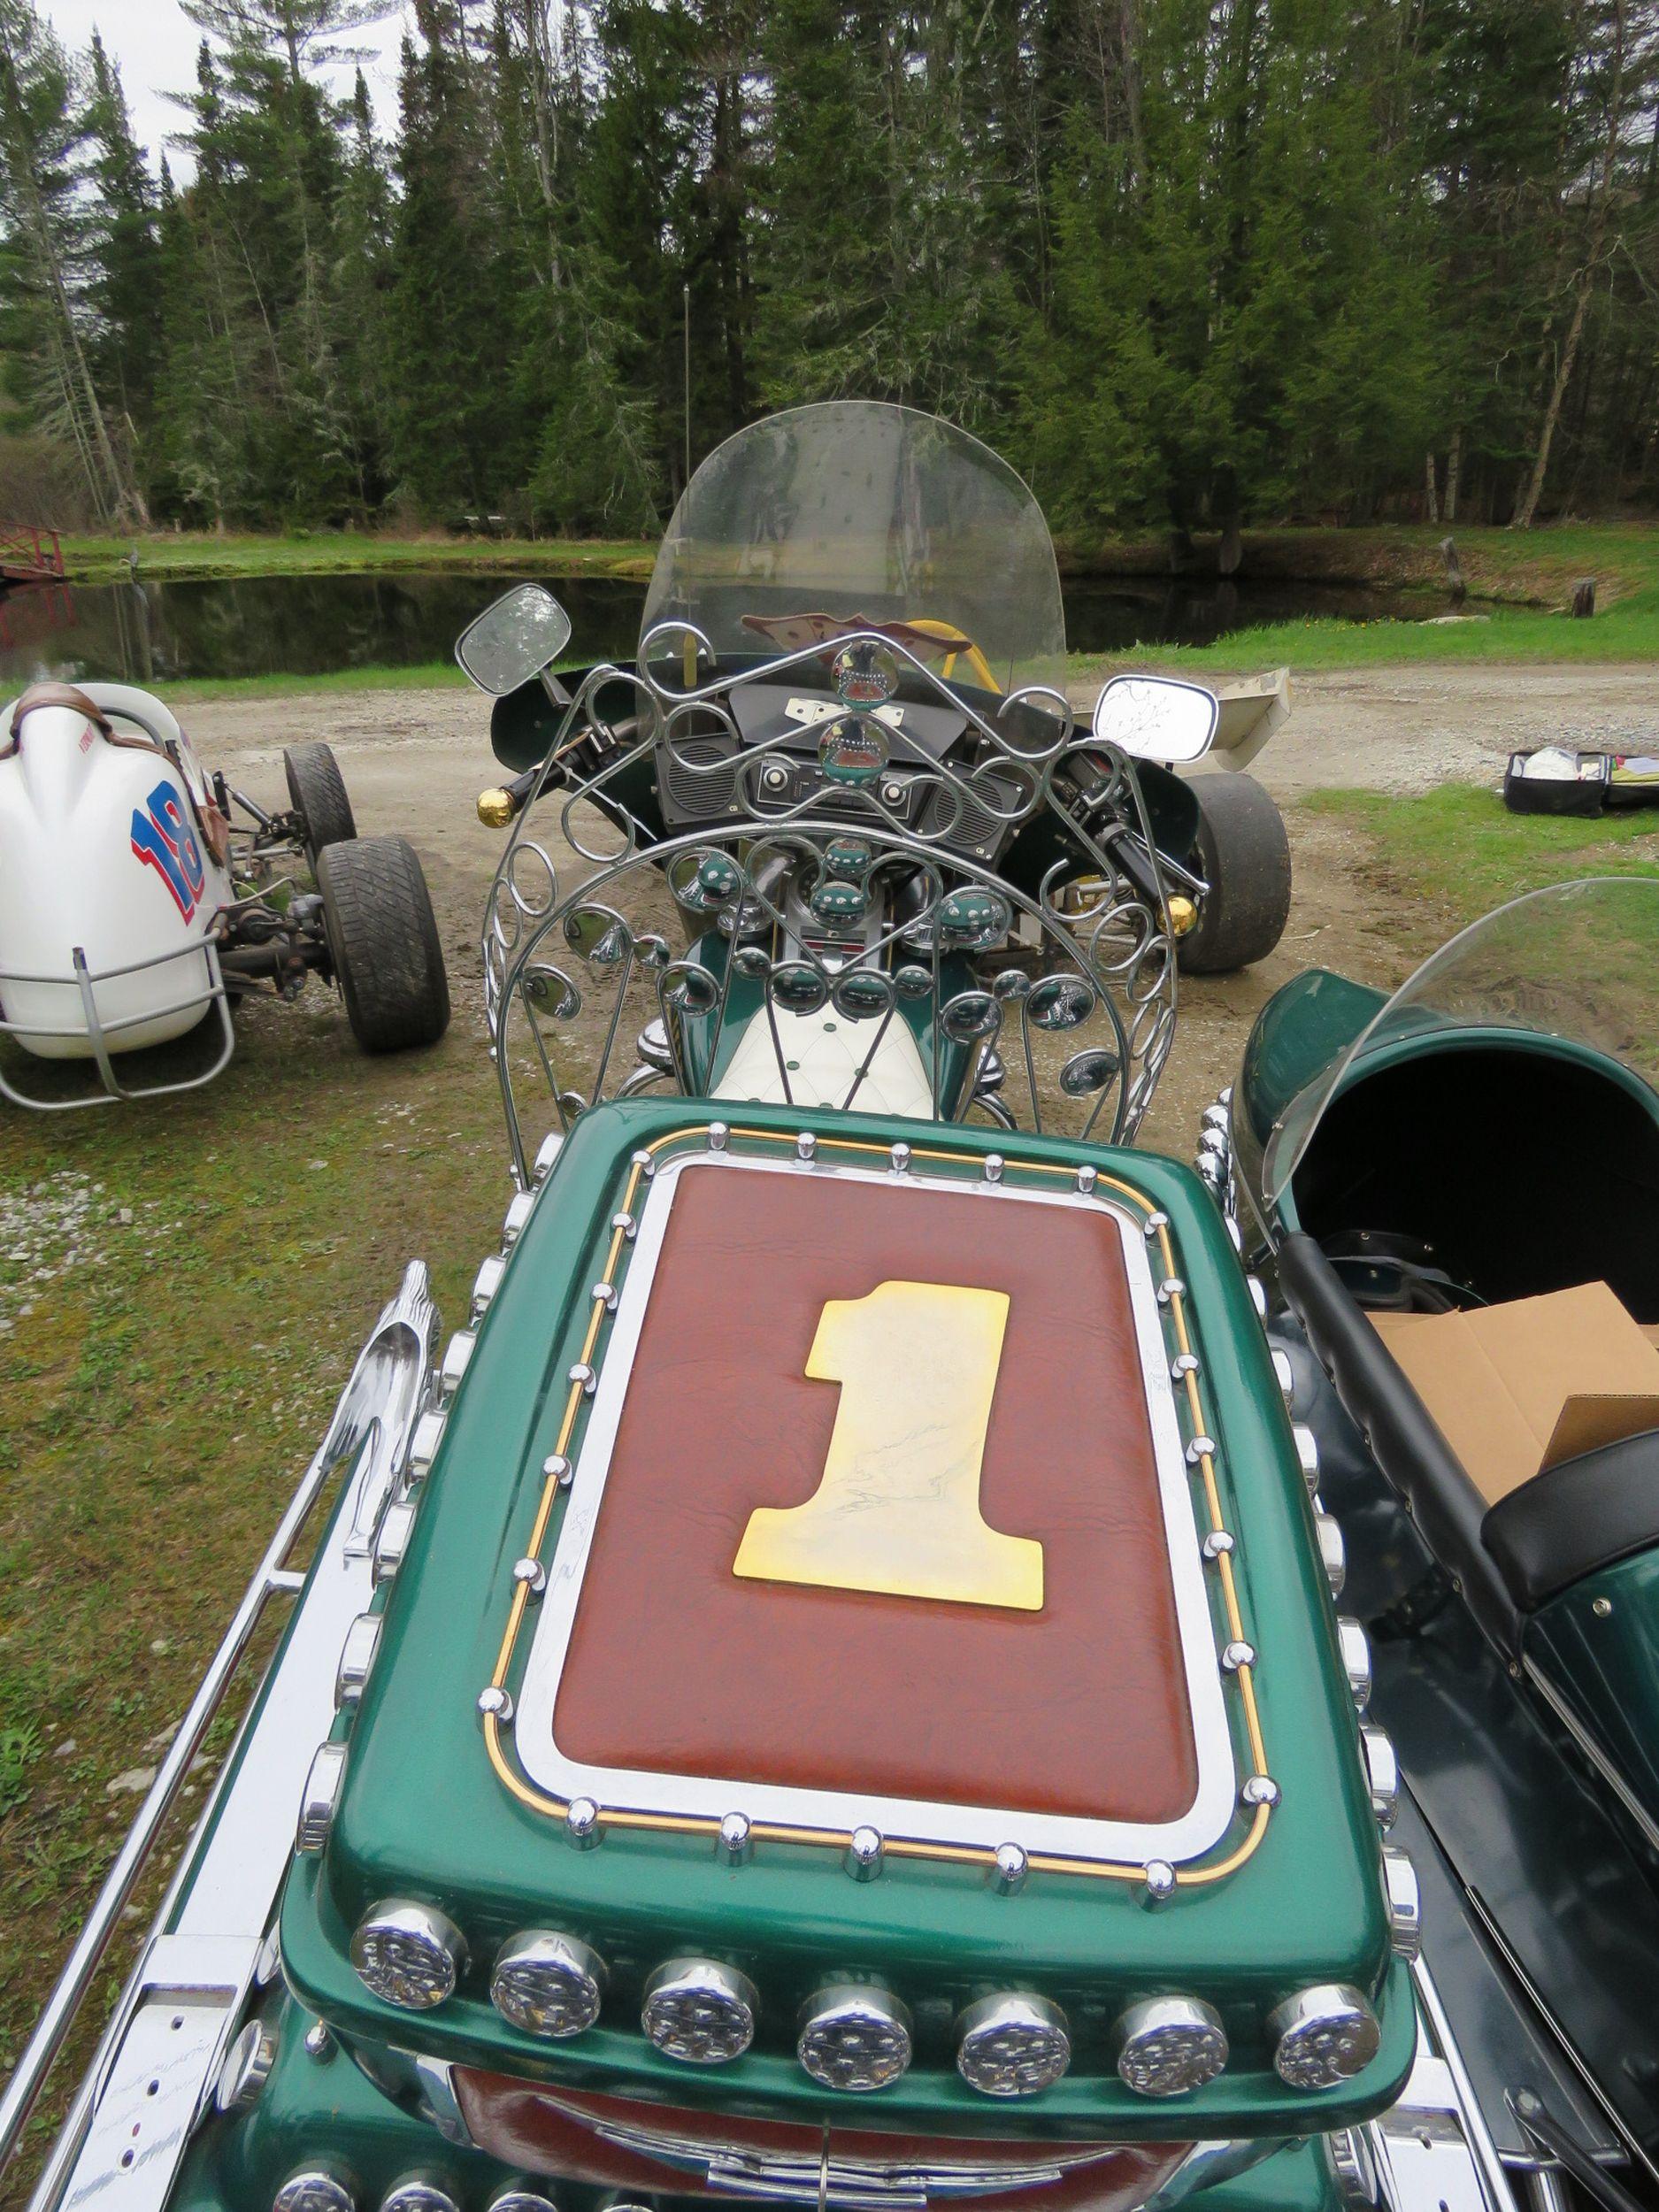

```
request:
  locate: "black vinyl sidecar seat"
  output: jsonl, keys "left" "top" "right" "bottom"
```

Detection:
{"left": 1483, "top": 1430, "right": 1659, "bottom": 1613}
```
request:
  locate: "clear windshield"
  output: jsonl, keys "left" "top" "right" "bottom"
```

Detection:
{"left": 1265, "top": 878, "right": 1659, "bottom": 1204}
{"left": 640, "top": 402, "right": 1067, "bottom": 694}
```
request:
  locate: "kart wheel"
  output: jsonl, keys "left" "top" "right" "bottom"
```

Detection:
{"left": 284, "top": 741, "right": 357, "bottom": 864}
{"left": 316, "top": 834, "right": 450, "bottom": 1054}
{"left": 1178, "top": 772, "right": 1292, "bottom": 975}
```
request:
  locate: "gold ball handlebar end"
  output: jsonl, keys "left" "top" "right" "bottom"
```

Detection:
{"left": 477, "top": 787, "right": 517, "bottom": 829}
{"left": 1167, "top": 895, "right": 1199, "bottom": 937}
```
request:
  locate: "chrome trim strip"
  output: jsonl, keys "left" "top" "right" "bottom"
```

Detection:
{"left": 1522, "top": 1657, "right": 1659, "bottom": 1862}
{"left": 513, "top": 1149, "right": 1238, "bottom": 1865}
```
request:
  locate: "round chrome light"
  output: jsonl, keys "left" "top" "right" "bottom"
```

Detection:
{"left": 1113, "top": 1995, "right": 1228, "bottom": 2098}
{"left": 381, "top": 2181, "right": 459, "bottom": 2212}
{"left": 641, "top": 1957, "right": 757, "bottom": 2063}
{"left": 349, "top": 1899, "right": 465, "bottom": 2010}
{"left": 491, "top": 1930, "right": 605, "bottom": 2037}
{"left": 955, "top": 1993, "right": 1071, "bottom": 2098}
{"left": 797, "top": 1983, "right": 912, "bottom": 2092}
{"left": 274, "top": 2174, "right": 355, "bottom": 2212}
{"left": 488, "top": 2194, "right": 560, "bottom": 2212}
{"left": 1268, "top": 1984, "right": 1382, "bottom": 2090}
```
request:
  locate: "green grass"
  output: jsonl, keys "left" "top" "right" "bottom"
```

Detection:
{"left": 56, "top": 529, "right": 657, "bottom": 586}
{"left": 166, "top": 659, "right": 471, "bottom": 704}
{"left": 1302, "top": 780, "right": 1659, "bottom": 918}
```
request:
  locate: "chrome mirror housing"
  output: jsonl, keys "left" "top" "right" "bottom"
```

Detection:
{"left": 457, "top": 584, "right": 573, "bottom": 696}
{"left": 1093, "top": 673, "right": 1218, "bottom": 765}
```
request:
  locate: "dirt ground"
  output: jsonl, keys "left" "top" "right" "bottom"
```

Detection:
{"left": 185, "top": 659, "right": 1630, "bottom": 1151}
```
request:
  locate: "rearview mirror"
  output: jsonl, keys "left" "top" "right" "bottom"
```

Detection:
{"left": 457, "top": 583, "right": 572, "bottom": 695}
{"left": 1092, "top": 673, "right": 1218, "bottom": 765}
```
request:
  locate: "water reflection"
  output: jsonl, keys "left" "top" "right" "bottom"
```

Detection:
{"left": 0, "top": 568, "right": 1450, "bottom": 691}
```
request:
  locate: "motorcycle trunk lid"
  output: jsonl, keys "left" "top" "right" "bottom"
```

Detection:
{"left": 273, "top": 1099, "right": 1409, "bottom": 2202}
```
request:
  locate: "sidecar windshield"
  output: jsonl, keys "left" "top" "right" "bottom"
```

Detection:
{"left": 640, "top": 401, "right": 1067, "bottom": 694}
{"left": 1264, "top": 877, "right": 1659, "bottom": 1205}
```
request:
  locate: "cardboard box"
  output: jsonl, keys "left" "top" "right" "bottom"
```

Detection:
{"left": 1371, "top": 1283, "right": 1659, "bottom": 1505}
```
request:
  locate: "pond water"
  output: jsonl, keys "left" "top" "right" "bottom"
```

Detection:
{"left": 0, "top": 569, "right": 1452, "bottom": 691}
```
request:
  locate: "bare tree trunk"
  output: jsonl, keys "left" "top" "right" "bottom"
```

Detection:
{"left": 1515, "top": 0, "right": 1627, "bottom": 528}
{"left": 1445, "top": 426, "right": 1462, "bottom": 523}
{"left": 1424, "top": 451, "right": 1440, "bottom": 524}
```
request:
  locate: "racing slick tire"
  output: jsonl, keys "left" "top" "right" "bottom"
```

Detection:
{"left": 284, "top": 740, "right": 357, "bottom": 864}
{"left": 1177, "top": 772, "right": 1292, "bottom": 975}
{"left": 316, "top": 834, "right": 450, "bottom": 1054}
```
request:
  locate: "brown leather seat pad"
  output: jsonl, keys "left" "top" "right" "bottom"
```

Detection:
{"left": 553, "top": 1165, "right": 1199, "bottom": 1824}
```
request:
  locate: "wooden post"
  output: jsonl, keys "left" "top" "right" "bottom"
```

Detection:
{"left": 1440, "top": 535, "right": 1467, "bottom": 603}
{"left": 1571, "top": 578, "right": 1597, "bottom": 618}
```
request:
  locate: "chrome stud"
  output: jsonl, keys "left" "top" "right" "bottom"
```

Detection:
{"left": 1141, "top": 1858, "right": 1176, "bottom": 1903}
{"left": 1360, "top": 1724, "right": 1400, "bottom": 1832}
{"left": 1293, "top": 1425, "right": 1320, "bottom": 1496}
{"left": 503, "top": 1192, "right": 534, "bottom": 1245}
{"left": 1383, "top": 1847, "right": 1421, "bottom": 1961}
{"left": 707, "top": 1122, "right": 729, "bottom": 1152}
{"left": 533, "top": 1131, "right": 565, "bottom": 1182}
{"left": 956, "top": 1993, "right": 1071, "bottom": 2098}
{"left": 1268, "top": 1985, "right": 1382, "bottom": 2090}
{"left": 718, "top": 1811, "right": 753, "bottom": 1867}
{"left": 1222, "top": 1640, "right": 1256, "bottom": 1672}
{"left": 382, "top": 2179, "right": 460, "bottom": 2212}
{"left": 1240, "top": 1774, "right": 1280, "bottom": 1808}
{"left": 611, "top": 1210, "right": 638, "bottom": 1241}
{"left": 983, "top": 1154, "right": 1005, "bottom": 1186}
{"left": 568, "top": 1362, "right": 596, "bottom": 1395}
{"left": 1202, "top": 1530, "right": 1234, "bottom": 1560}
{"left": 1271, "top": 1348, "right": 1294, "bottom": 1401}
{"left": 1075, "top": 1164, "right": 1097, "bottom": 1194}
{"left": 565, "top": 1795, "right": 602, "bottom": 1848}
{"left": 488, "top": 2194, "right": 558, "bottom": 2212}
{"left": 1171, "top": 1352, "right": 1200, "bottom": 1381}
{"left": 542, "top": 1453, "right": 572, "bottom": 1486}
{"left": 844, "top": 1824, "right": 884, "bottom": 1881}
{"left": 591, "top": 1280, "right": 618, "bottom": 1312}
{"left": 372, "top": 1498, "right": 416, "bottom": 1585}
{"left": 796, "top": 1130, "right": 818, "bottom": 1163}
{"left": 512, "top": 1556, "right": 547, "bottom": 1595}
{"left": 1338, "top": 1618, "right": 1372, "bottom": 1713}
{"left": 890, "top": 1141, "right": 911, "bottom": 1173}
{"left": 642, "top": 1957, "right": 758, "bottom": 2064}
{"left": 1247, "top": 1276, "right": 1269, "bottom": 1319}
{"left": 477, "top": 1686, "right": 513, "bottom": 1726}
{"left": 990, "top": 1841, "right": 1028, "bottom": 1895}
{"left": 1114, "top": 1995, "right": 1228, "bottom": 2097}
{"left": 1158, "top": 1277, "right": 1186, "bottom": 1304}
{"left": 439, "top": 1332, "right": 475, "bottom": 1401}
{"left": 407, "top": 1408, "right": 446, "bottom": 1479}
{"left": 797, "top": 1983, "right": 912, "bottom": 2092}
{"left": 1143, "top": 1211, "right": 1170, "bottom": 1238}
{"left": 273, "top": 2171, "right": 355, "bottom": 2212}
{"left": 349, "top": 1899, "right": 465, "bottom": 2010}
{"left": 334, "top": 1614, "right": 382, "bottom": 1709}
{"left": 1315, "top": 1512, "right": 1347, "bottom": 1600}
{"left": 215, "top": 2018, "right": 278, "bottom": 2115}
{"left": 630, "top": 1148, "right": 656, "bottom": 1178}
{"left": 491, "top": 1929, "right": 606, "bottom": 2038}
{"left": 1185, "top": 1435, "right": 1217, "bottom": 1464}
{"left": 471, "top": 1255, "right": 505, "bottom": 1319}
{"left": 303, "top": 2021, "right": 333, "bottom": 2062}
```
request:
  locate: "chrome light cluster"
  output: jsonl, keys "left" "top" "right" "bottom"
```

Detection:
{"left": 955, "top": 1993, "right": 1071, "bottom": 2097}
{"left": 797, "top": 1984, "right": 912, "bottom": 2092}
{"left": 1112, "top": 1996, "right": 1228, "bottom": 2098}
{"left": 490, "top": 1930, "right": 605, "bottom": 2037}
{"left": 641, "top": 1957, "right": 758, "bottom": 2063}
{"left": 349, "top": 1899, "right": 466, "bottom": 2010}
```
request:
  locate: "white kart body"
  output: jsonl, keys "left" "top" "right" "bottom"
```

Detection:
{"left": 0, "top": 683, "right": 233, "bottom": 1060}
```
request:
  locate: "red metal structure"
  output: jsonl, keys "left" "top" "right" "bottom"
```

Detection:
{"left": 0, "top": 524, "right": 65, "bottom": 588}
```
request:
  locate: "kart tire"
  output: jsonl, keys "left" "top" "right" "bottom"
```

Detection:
{"left": 284, "top": 741, "right": 357, "bottom": 864}
{"left": 1177, "top": 772, "right": 1292, "bottom": 974}
{"left": 316, "top": 834, "right": 450, "bottom": 1054}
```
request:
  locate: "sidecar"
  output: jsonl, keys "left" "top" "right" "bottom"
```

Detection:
{"left": 1213, "top": 876, "right": 1659, "bottom": 2209}
{"left": 4, "top": 406, "right": 1472, "bottom": 2212}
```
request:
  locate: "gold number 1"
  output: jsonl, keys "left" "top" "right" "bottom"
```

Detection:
{"left": 733, "top": 1279, "right": 1043, "bottom": 1611}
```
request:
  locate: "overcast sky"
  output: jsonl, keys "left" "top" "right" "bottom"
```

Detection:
{"left": 37, "top": 0, "right": 411, "bottom": 177}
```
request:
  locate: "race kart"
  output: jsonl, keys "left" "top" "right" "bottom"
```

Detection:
{"left": 3, "top": 405, "right": 1439, "bottom": 2212}
{"left": 1209, "top": 875, "right": 1659, "bottom": 2210}
{"left": 0, "top": 679, "right": 449, "bottom": 1108}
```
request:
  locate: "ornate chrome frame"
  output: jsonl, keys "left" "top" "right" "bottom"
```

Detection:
{"left": 481, "top": 628, "right": 1180, "bottom": 1184}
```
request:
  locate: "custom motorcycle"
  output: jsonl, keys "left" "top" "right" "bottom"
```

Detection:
{"left": 1210, "top": 874, "right": 1659, "bottom": 2212}
{"left": 4, "top": 405, "right": 1448, "bottom": 2212}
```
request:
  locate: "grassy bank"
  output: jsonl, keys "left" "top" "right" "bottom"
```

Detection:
{"left": 1302, "top": 780, "right": 1659, "bottom": 922}
{"left": 57, "top": 529, "right": 657, "bottom": 586}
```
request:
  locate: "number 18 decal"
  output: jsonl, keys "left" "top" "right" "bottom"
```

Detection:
{"left": 733, "top": 1279, "right": 1044, "bottom": 1610}
{"left": 130, "top": 779, "right": 205, "bottom": 921}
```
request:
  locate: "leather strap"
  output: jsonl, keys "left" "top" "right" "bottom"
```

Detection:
{"left": 9, "top": 681, "right": 115, "bottom": 741}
